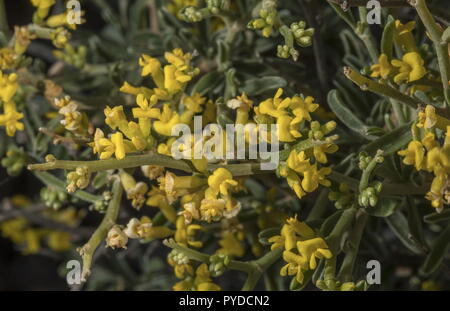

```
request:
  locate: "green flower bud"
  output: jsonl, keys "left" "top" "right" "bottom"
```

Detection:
{"left": 1, "top": 147, "right": 27, "bottom": 177}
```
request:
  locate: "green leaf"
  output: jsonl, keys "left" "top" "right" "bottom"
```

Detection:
{"left": 289, "top": 269, "right": 313, "bottom": 291}
{"left": 191, "top": 71, "right": 223, "bottom": 95}
{"left": 424, "top": 209, "right": 450, "bottom": 224}
{"left": 362, "top": 122, "right": 413, "bottom": 155}
{"left": 381, "top": 16, "right": 395, "bottom": 60}
{"left": 92, "top": 171, "right": 109, "bottom": 189}
{"left": 385, "top": 211, "right": 422, "bottom": 254}
{"left": 320, "top": 210, "right": 344, "bottom": 237}
{"left": 442, "top": 26, "right": 450, "bottom": 43}
{"left": 239, "top": 76, "right": 287, "bottom": 96}
{"left": 420, "top": 225, "right": 450, "bottom": 275}
{"left": 328, "top": 89, "right": 373, "bottom": 139}
{"left": 365, "top": 198, "right": 401, "bottom": 217}
{"left": 258, "top": 227, "right": 280, "bottom": 246}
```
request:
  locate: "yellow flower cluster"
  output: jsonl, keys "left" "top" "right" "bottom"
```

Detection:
{"left": 269, "top": 215, "right": 332, "bottom": 284}
{"left": 370, "top": 21, "right": 427, "bottom": 84}
{"left": 398, "top": 105, "right": 450, "bottom": 212}
{"left": 173, "top": 263, "right": 221, "bottom": 291}
{"left": 54, "top": 95, "right": 88, "bottom": 137}
{"left": 0, "top": 71, "right": 23, "bottom": 137}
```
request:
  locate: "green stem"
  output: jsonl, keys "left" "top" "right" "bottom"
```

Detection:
{"left": 356, "top": 7, "right": 379, "bottom": 63}
{"left": 78, "top": 178, "right": 123, "bottom": 281}
{"left": 306, "top": 188, "right": 330, "bottom": 221}
{"left": 33, "top": 171, "right": 102, "bottom": 204}
{"left": 28, "top": 152, "right": 269, "bottom": 176}
{"left": 410, "top": 0, "right": 450, "bottom": 107}
{"left": 242, "top": 248, "right": 283, "bottom": 291}
{"left": 28, "top": 24, "right": 53, "bottom": 39}
{"left": 163, "top": 238, "right": 211, "bottom": 263}
{"left": 344, "top": 66, "right": 420, "bottom": 109}
{"left": 337, "top": 210, "right": 368, "bottom": 282}
{"left": 326, "top": 207, "right": 357, "bottom": 254}
{"left": 359, "top": 150, "right": 383, "bottom": 192}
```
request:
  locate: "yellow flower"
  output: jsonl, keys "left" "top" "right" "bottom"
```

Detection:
{"left": 106, "top": 225, "right": 128, "bottom": 249}
{"left": 120, "top": 172, "right": 149, "bottom": 210}
{"left": 119, "top": 81, "right": 154, "bottom": 98}
{"left": 132, "top": 94, "right": 160, "bottom": 122}
{"left": 173, "top": 263, "right": 221, "bottom": 291}
{"left": 302, "top": 165, "right": 332, "bottom": 192}
{"left": 217, "top": 232, "right": 245, "bottom": 257}
{"left": 165, "top": 48, "right": 194, "bottom": 69}
{"left": 0, "top": 101, "right": 24, "bottom": 136}
{"left": 104, "top": 105, "right": 128, "bottom": 131}
{"left": 46, "top": 10, "right": 85, "bottom": 30}
{"left": 286, "top": 216, "right": 315, "bottom": 240}
{"left": 290, "top": 95, "right": 319, "bottom": 122}
{"left": 158, "top": 172, "right": 206, "bottom": 199}
{"left": 200, "top": 197, "right": 226, "bottom": 222}
{"left": 426, "top": 172, "right": 449, "bottom": 212}
{"left": 180, "top": 93, "right": 206, "bottom": 123}
{"left": 285, "top": 170, "right": 306, "bottom": 199}
{"left": 227, "top": 93, "right": 254, "bottom": 124}
{"left": 277, "top": 115, "right": 302, "bottom": 142}
{"left": 58, "top": 101, "right": 83, "bottom": 132}
{"left": 313, "top": 143, "right": 338, "bottom": 164}
{"left": 296, "top": 237, "right": 332, "bottom": 270}
{"left": 287, "top": 150, "right": 310, "bottom": 174}
{"left": 0, "top": 48, "right": 16, "bottom": 69}
{"left": 30, "top": 0, "right": 56, "bottom": 20}
{"left": 0, "top": 71, "right": 18, "bottom": 102}
{"left": 398, "top": 140, "right": 425, "bottom": 170}
{"left": 370, "top": 53, "right": 392, "bottom": 79}
{"left": 147, "top": 186, "right": 178, "bottom": 222}
{"left": 258, "top": 88, "right": 291, "bottom": 118}
{"left": 153, "top": 104, "right": 181, "bottom": 136}
{"left": 422, "top": 131, "right": 439, "bottom": 151}
{"left": 280, "top": 250, "right": 308, "bottom": 283}
{"left": 394, "top": 20, "right": 418, "bottom": 52}
{"left": 180, "top": 192, "right": 203, "bottom": 224}
{"left": 124, "top": 217, "right": 173, "bottom": 240}
{"left": 50, "top": 27, "right": 70, "bottom": 49}
{"left": 175, "top": 216, "right": 204, "bottom": 248}
{"left": 141, "top": 165, "right": 165, "bottom": 180}
{"left": 269, "top": 216, "right": 315, "bottom": 251}
{"left": 205, "top": 168, "right": 238, "bottom": 199}
{"left": 391, "top": 52, "right": 427, "bottom": 84}
{"left": 93, "top": 131, "right": 134, "bottom": 160}
{"left": 14, "top": 26, "right": 36, "bottom": 54}
{"left": 139, "top": 54, "right": 163, "bottom": 83}
{"left": 417, "top": 105, "right": 437, "bottom": 129}
{"left": 164, "top": 64, "right": 191, "bottom": 93}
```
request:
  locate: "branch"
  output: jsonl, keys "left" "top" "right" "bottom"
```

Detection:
{"left": 78, "top": 178, "right": 123, "bottom": 281}
{"left": 409, "top": 0, "right": 450, "bottom": 107}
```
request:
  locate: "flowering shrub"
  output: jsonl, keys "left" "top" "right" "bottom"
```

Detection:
{"left": 0, "top": 0, "right": 450, "bottom": 291}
